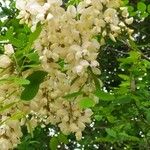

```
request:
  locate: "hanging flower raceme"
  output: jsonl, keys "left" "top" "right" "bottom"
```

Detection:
{"left": 0, "top": 0, "right": 134, "bottom": 149}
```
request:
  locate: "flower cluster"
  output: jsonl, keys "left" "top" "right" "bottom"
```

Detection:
{"left": 0, "top": 0, "right": 133, "bottom": 149}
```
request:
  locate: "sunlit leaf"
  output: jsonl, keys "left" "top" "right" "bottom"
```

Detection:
{"left": 79, "top": 97, "right": 95, "bottom": 109}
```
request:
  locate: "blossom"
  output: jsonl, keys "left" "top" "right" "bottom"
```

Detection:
{"left": 0, "top": 0, "right": 134, "bottom": 148}
{"left": 0, "top": 54, "right": 11, "bottom": 68}
{"left": 104, "top": 8, "right": 119, "bottom": 25}
{"left": 4, "top": 44, "right": 14, "bottom": 56}
{"left": 125, "top": 17, "right": 134, "bottom": 25}
{"left": 0, "top": 138, "right": 12, "bottom": 150}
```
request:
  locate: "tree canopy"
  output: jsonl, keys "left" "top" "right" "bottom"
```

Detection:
{"left": 0, "top": 0, "right": 150, "bottom": 150}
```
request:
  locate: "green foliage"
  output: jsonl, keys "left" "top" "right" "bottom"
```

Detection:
{"left": 79, "top": 97, "right": 95, "bottom": 109}
{"left": 67, "top": 0, "right": 81, "bottom": 6}
{"left": 0, "top": 102, "right": 17, "bottom": 113}
{"left": 63, "top": 91, "right": 83, "bottom": 100}
{"left": 94, "top": 90, "right": 115, "bottom": 101}
{"left": 137, "top": 2, "right": 147, "bottom": 12}
{"left": 0, "top": 76, "right": 30, "bottom": 85}
{"left": 49, "top": 134, "right": 68, "bottom": 150}
{"left": 16, "top": 125, "right": 52, "bottom": 150}
{"left": 126, "top": 0, "right": 150, "bottom": 19}
{"left": 0, "top": 0, "right": 150, "bottom": 149}
{"left": 49, "top": 137, "right": 59, "bottom": 150}
{"left": 147, "top": 4, "right": 150, "bottom": 13}
{"left": 21, "top": 71, "right": 48, "bottom": 101}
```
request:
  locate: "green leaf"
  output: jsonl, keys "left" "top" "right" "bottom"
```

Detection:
{"left": 0, "top": 102, "right": 17, "bottom": 113}
{"left": 146, "top": 111, "right": 150, "bottom": 123}
{"left": 141, "top": 12, "right": 149, "bottom": 18}
{"left": 118, "top": 74, "right": 130, "bottom": 80}
{"left": 119, "top": 51, "right": 140, "bottom": 65}
{"left": 79, "top": 97, "right": 95, "bottom": 109}
{"left": 21, "top": 71, "right": 48, "bottom": 101}
{"left": 137, "top": 2, "right": 146, "bottom": 12}
{"left": 58, "top": 134, "right": 68, "bottom": 144}
{"left": 0, "top": 77, "right": 30, "bottom": 85}
{"left": 29, "top": 24, "right": 42, "bottom": 44}
{"left": 107, "top": 116, "right": 116, "bottom": 123}
{"left": 63, "top": 91, "right": 83, "bottom": 99}
{"left": 95, "top": 137, "right": 114, "bottom": 143}
{"left": 122, "top": 0, "right": 129, "bottom": 5}
{"left": 119, "top": 132, "right": 139, "bottom": 141}
{"left": 26, "top": 52, "right": 40, "bottom": 63}
{"left": 128, "top": 6, "right": 134, "bottom": 12}
{"left": 94, "top": 115, "right": 103, "bottom": 121}
{"left": 10, "top": 112, "right": 25, "bottom": 120}
{"left": 129, "top": 40, "right": 138, "bottom": 51}
{"left": 25, "top": 71, "right": 48, "bottom": 83}
{"left": 114, "top": 95, "right": 131, "bottom": 105}
{"left": 67, "top": 0, "right": 81, "bottom": 6}
{"left": 49, "top": 137, "right": 59, "bottom": 150}
{"left": 57, "top": 58, "right": 65, "bottom": 70}
{"left": 88, "top": 67, "right": 101, "bottom": 89}
{"left": 106, "top": 128, "right": 117, "bottom": 138}
{"left": 5, "top": 27, "right": 22, "bottom": 47}
{"left": 24, "top": 24, "right": 42, "bottom": 53}
{"left": 21, "top": 84, "right": 40, "bottom": 101}
{"left": 148, "top": 4, "right": 150, "bottom": 13}
{"left": 94, "top": 90, "right": 115, "bottom": 101}
{"left": 22, "top": 64, "right": 40, "bottom": 69}
{"left": 11, "top": 77, "right": 30, "bottom": 85}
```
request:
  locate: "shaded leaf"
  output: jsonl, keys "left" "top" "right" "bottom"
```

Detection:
{"left": 21, "top": 71, "right": 48, "bottom": 101}
{"left": 137, "top": 2, "right": 146, "bottom": 12}
{"left": 94, "top": 115, "right": 103, "bottom": 121}
{"left": 106, "top": 128, "right": 117, "bottom": 138}
{"left": 94, "top": 90, "right": 115, "bottom": 101}
{"left": 49, "top": 137, "right": 59, "bottom": 150}
{"left": 63, "top": 91, "right": 83, "bottom": 99}
{"left": 58, "top": 134, "right": 68, "bottom": 144}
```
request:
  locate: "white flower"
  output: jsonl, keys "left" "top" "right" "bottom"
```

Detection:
{"left": 110, "top": 24, "right": 121, "bottom": 33}
{"left": 74, "top": 65, "right": 83, "bottom": 74}
{"left": 121, "top": 7, "right": 129, "bottom": 18}
{"left": 80, "top": 60, "right": 89, "bottom": 67}
{"left": 109, "top": 33, "right": 116, "bottom": 42}
{"left": 47, "top": 0, "right": 62, "bottom": 5}
{"left": 4, "top": 44, "right": 14, "bottom": 56}
{"left": 84, "top": 0, "right": 92, "bottom": 5}
{"left": 107, "top": 0, "right": 121, "bottom": 8}
{"left": 67, "top": 5, "right": 77, "bottom": 17}
{"left": 77, "top": 121, "right": 85, "bottom": 130}
{"left": 125, "top": 17, "right": 134, "bottom": 25}
{"left": 0, "top": 55, "right": 11, "bottom": 68}
{"left": 75, "top": 51, "right": 82, "bottom": 60}
{"left": 16, "top": 0, "right": 26, "bottom": 10}
{"left": 0, "top": 124, "right": 8, "bottom": 135}
{"left": 127, "top": 28, "right": 134, "bottom": 34}
{"left": 77, "top": 2, "right": 86, "bottom": 14}
{"left": 85, "top": 109, "right": 93, "bottom": 116}
{"left": 46, "top": 13, "right": 53, "bottom": 20}
{"left": 92, "top": 67, "right": 101, "bottom": 75}
{"left": 70, "top": 123, "right": 79, "bottom": 132}
{"left": 43, "top": 3, "right": 50, "bottom": 11}
{"left": 104, "top": 8, "right": 119, "bottom": 25}
{"left": 75, "top": 131, "right": 82, "bottom": 140}
{"left": 90, "top": 60, "right": 99, "bottom": 67}
{"left": 119, "top": 21, "right": 126, "bottom": 27}
{"left": 0, "top": 138, "right": 12, "bottom": 150}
